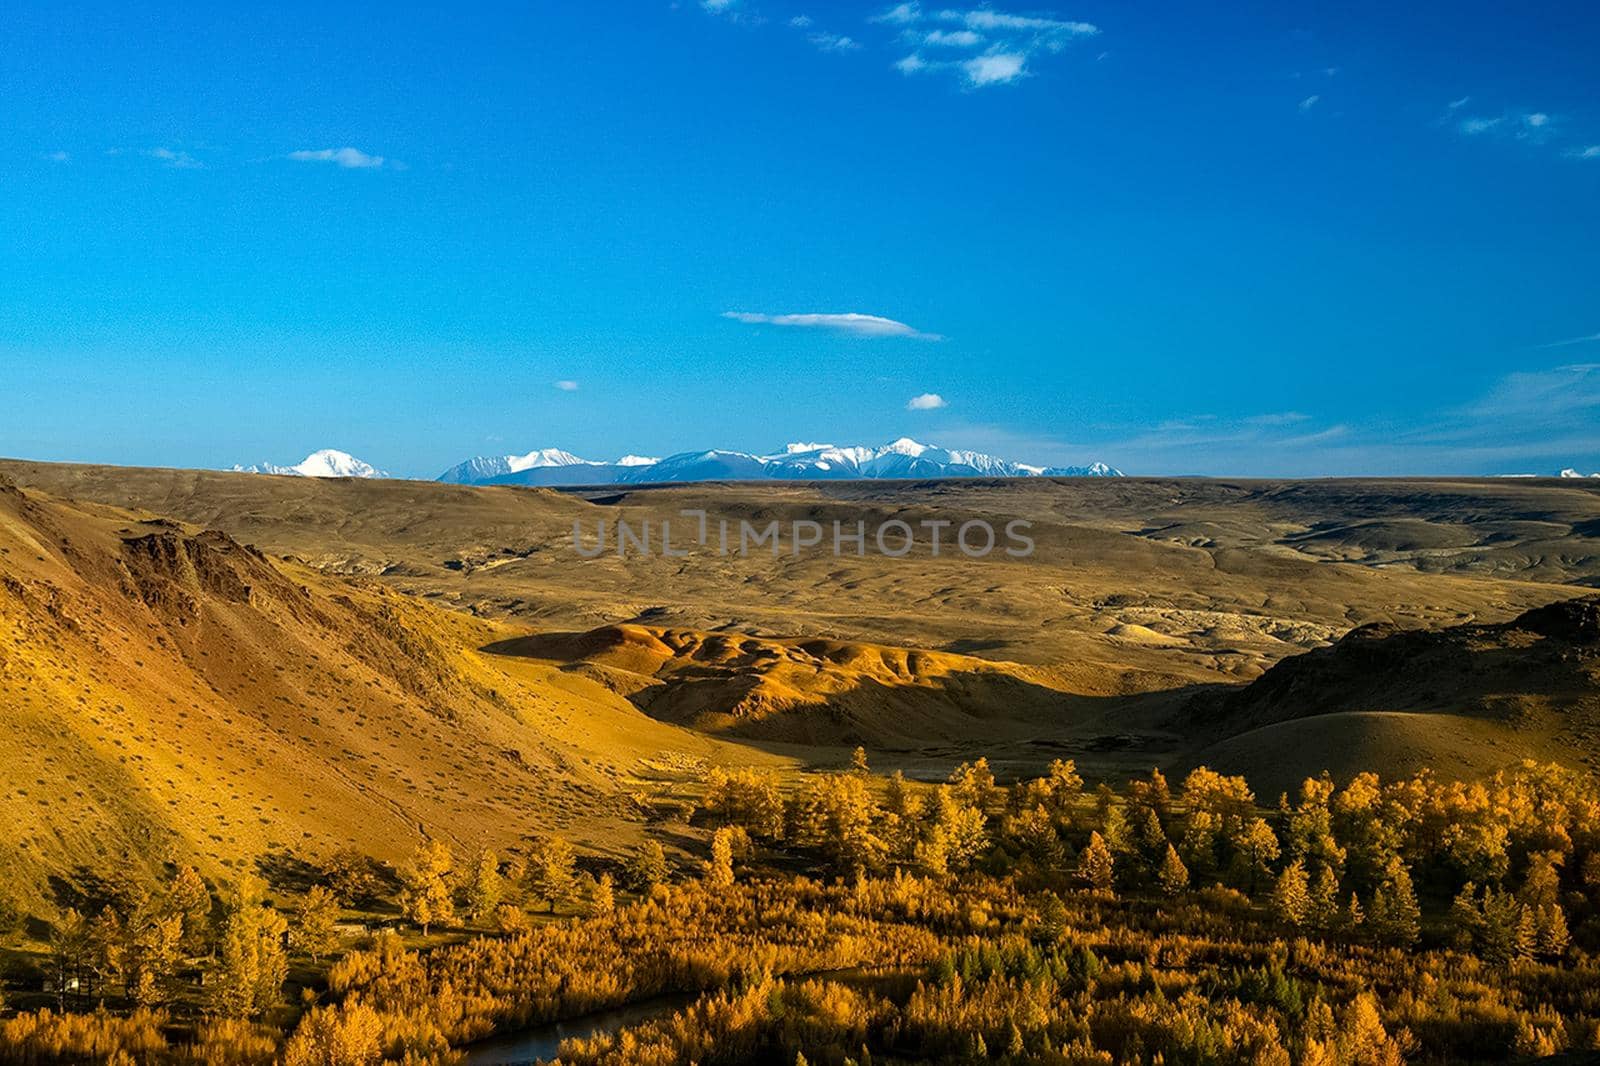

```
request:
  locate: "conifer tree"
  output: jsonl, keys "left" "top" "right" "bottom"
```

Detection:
{"left": 1272, "top": 859, "right": 1312, "bottom": 927}
{"left": 1077, "top": 831, "right": 1115, "bottom": 892}
{"left": 1158, "top": 844, "right": 1190, "bottom": 897}
{"left": 707, "top": 827, "right": 736, "bottom": 887}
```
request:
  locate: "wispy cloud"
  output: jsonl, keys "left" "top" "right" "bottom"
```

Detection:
{"left": 938, "top": 359, "right": 1600, "bottom": 476}
{"left": 722, "top": 311, "right": 943, "bottom": 340}
{"left": 1534, "top": 332, "right": 1600, "bottom": 349}
{"left": 881, "top": 4, "right": 1098, "bottom": 89}
{"left": 944, "top": 8, "right": 1097, "bottom": 41}
{"left": 1299, "top": 94, "right": 1320, "bottom": 112}
{"left": 873, "top": 3, "right": 923, "bottom": 25}
{"left": 907, "top": 392, "right": 948, "bottom": 410}
{"left": 925, "top": 29, "right": 982, "bottom": 47}
{"left": 553, "top": 380, "right": 580, "bottom": 391}
{"left": 808, "top": 31, "right": 862, "bottom": 52}
{"left": 288, "top": 146, "right": 387, "bottom": 169}
{"left": 44, "top": 150, "right": 70, "bottom": 163}
{"left": 147, "top": 147, "right": 202, "bottom": 170}
{"left": 1446, "top": 100, "right": 1597, "bottom": 159}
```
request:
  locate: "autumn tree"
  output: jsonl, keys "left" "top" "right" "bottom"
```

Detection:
{"left": 321, "top": 849, "right": 381, "bottom": 907}
{"left": 1158, "top": 844, "right": 1190, "bottom": 897}
{"left": 707, "top": 827, "right": 737, "bottom": 887}
{"left": 1272, "top": 860, "right": 1312, "bottom": 927}
{"left": 527, "top": 836, "right": 578, "bottom": 913}
{"left": 625, "top": 841, "right": 669, "bottom": 893}
{"left": 1232, "top": 817, "right": 1281, "bottom": 894}
{"left": 48, "top": 908, "right": 89, "bottom": 1009}
{"left": 947, "top": 758, "right": 1002, "bottom": 812}
{"left": 585, "top": 872, "right": 616, "bottom": 917}
{"left": 121, "top": 889, "right": 183, "bottom": 1007}
{"left": 166, "top": 864, "right": 213, "bottom": 958}
{"left": 209, "top": 878, "right": 289, "bottom": 1018}
{"left": 1367, "top": 863, "right": 1421, "bottom": 947}
{"left": 291, "top": 886, "right": 341, "bottom": 963}
{"left": 465, "top": 847, "right": 504, "bottom": 923}
{"left": 917, "top": 786, "right": 987, "bottom": 876}
{"left": 1309, "top": 864, "right": 1341, "bottom": 932}
{"left": 1077, "top": 831, "right": 1115, "bottom": 892}
{"left": 399, "top": 840, "right": 456, "bottom": 936}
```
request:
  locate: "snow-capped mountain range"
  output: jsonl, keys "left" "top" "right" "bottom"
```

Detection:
{"left": 231, "top": 449, "right": 389, "bottom": 479}
{"left": 435, "top": 438, "right": 1123, "bottom": 486}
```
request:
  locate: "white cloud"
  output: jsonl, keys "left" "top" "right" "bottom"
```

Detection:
{"left": 147, "top": 147, "right": 202, "bottom": 169}
{"left": 809, "top": 32, "right": 862, "bottom": 52}
{"left": 288, "top": 147, "right": 386, "bottom": 169}
{"left": 44, "top": 150, "right": 70, "bottom": 163}
{"left": 554, "top": 380, "right": 580, "bottom": 391}
{"left": 873, "top": 3, "right": 923, "bottom": 24}
{"left": 963, "top": 52, "right": 1027, "bottom": 86}
{"left": 879, "top": 7, "right": 1097, "bottom": 88}
{"left": 907, "top": 392, "right": 948, "bottom": 410}
{"left": 1523, "top": 112, "right": 1549, "bottom": 128}
{"left": 925, "top": 28, "right": 982, "bottom": 47}
{"left": 722, "top": 311, "right": 942, "bottom": 340}
{"left": 1447, "top": 96, "right": 1471, "bottom": 110}
{"left": 1299, "top": 94, "right": 1320, "bottom": 112}
{"left": 1458, "top": 116, "right": 1502, "bottom": 135}
{"left": 789, "top": 15, "right": 813, "bottom": 27}
{"left": 1570, "top": 145, "right": 1600, "bottom": 160}
{"left": 702, "top": 0, "right": 736, "bottom": 10}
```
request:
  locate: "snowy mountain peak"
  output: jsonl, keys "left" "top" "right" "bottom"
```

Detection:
{"left": 232, "top": 449, "right": 388, "bottom": 479}
{"left": 508, "top": 448, "right": 592, "bottom": 471}
{"left": 435, "top": 437, "right": 1121, "bottom": 486}
{"left": 881, "top": 437, "right": 929, "bottom": 457}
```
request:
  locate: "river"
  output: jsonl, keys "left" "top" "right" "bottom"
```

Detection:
{"left": 460, "top": 968, "right": 917, "bottom": 1065}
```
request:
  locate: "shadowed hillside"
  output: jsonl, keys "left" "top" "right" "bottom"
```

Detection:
{"left": 487, "top": 624, "right": 1134, "bottom": 748}
{"left": 1179, "top": 596, "right": 1600, "bottom": 793}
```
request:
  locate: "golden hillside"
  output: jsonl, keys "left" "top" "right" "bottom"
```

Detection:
{"left": 0, "top": 477, "right": 773, "bottom": 900}
{"left": 488, "top": 624, "right": 1099, "bottom": 747}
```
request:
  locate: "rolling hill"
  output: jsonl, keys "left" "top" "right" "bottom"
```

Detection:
{"left": 1179, "top": 596, "right": 1600, "bottom": 794}
{"left": 486, "top": 624, "right": 1092, "bottom": 748}
{"left": 0, "top": 474, "right": 776, "bottom": 904}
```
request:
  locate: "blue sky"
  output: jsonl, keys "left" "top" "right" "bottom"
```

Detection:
{"left": 3, "top": 1, "right": 1598, "bottom": 478}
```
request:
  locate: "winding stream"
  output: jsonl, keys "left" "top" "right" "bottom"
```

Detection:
{"left": 460, "top": 968, "right": 917, "bottom": 1065}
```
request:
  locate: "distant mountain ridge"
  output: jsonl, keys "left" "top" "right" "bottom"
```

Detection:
{"left": 435, "top": 438, "right": 1122, "bottom": 485}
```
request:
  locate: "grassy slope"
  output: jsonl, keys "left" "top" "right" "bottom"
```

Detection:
{"left": 0, "top": 478, "right": 781, "bottom": 903}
